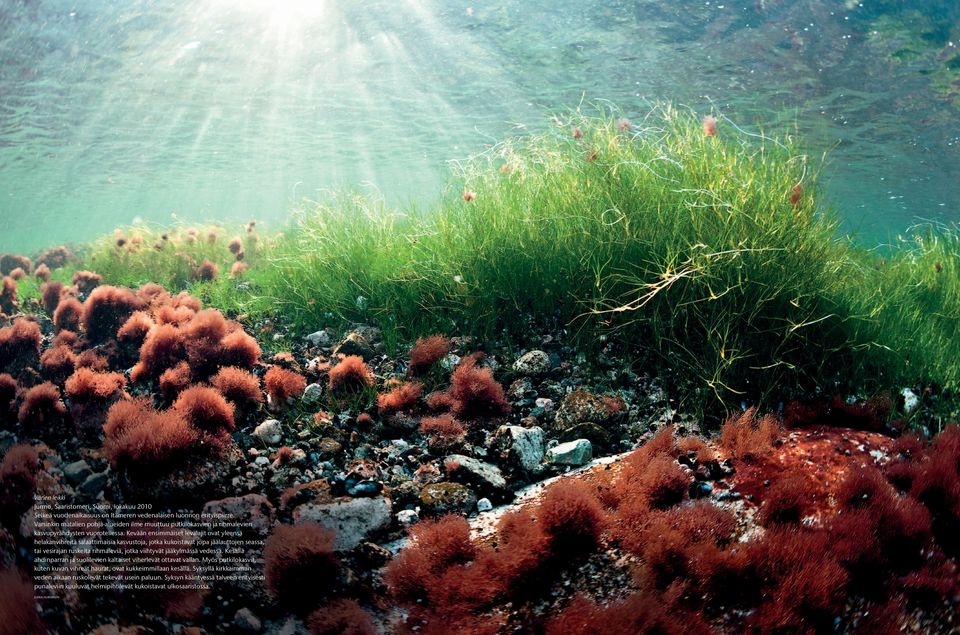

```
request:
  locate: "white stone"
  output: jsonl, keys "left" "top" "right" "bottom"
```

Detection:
{"left": 901, "top": 387, "right": 919, "bottom": 415}
{"left": 476, "top": 498, "right": 493, "bottom": 512}
{"left": 545, "top": 439, "right": 593, "bottom": 466}
{"left": 253, "top": 419, "right": 283, "bottom": 445}
{"left": 512, "top": 350, "right": 551, "bottom": 375}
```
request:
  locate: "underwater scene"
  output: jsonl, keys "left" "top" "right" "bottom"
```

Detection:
{"left": 0, "top": 0, "right": 959, "bottom": 633}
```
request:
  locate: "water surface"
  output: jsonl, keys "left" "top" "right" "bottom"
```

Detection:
{"left": 0, "top": 0, "right": 958, "bottom": 252}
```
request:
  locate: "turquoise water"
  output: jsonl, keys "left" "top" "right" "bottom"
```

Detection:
{"left": 0, "top": 0, "right": 957, "bottom": 252}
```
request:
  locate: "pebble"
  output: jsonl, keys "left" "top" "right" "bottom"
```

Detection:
{"left": 233, "top": 607, "right": 262, "bottom": 633}
{"left": 545, "top": 439, "right": 593, "bottom": 466}
{"left": 477, "top": 497, "right": 493, "bottom": 512}
{"left": 397, "top": 509, "right": 419, "bottom": 527}
{"left": 253, "top": 419, "right": 283, "bottom": 445}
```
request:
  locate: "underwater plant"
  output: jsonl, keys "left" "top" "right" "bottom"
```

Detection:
{"left": 17, "top": 382, "right": 67, "bottom": 440}
{"left": 264, "top": 366, "right": 307, "bottom": 408}
{"left": 40, "top": 281, "right": 65, "bottom": 314}
{"left": 210, "top": 366, "right": 262, "bottom": 410}
{"left": 263, "top": 522, "right": 339, "bottom": 611}
{"left": 419, "top": 414, "right": 465, "bottom": 451}
{"left": 0, "top": 254, "right": 30, "bottom": 276}
{"left": 39, "top": 346, "right": 76, "bottom": 384}
{"left": 52, "top": 297, "right": 83, "bottom": 332}
{"left": 307, "top": 599, "right": 376, "bottom": 635}
{"left": 0, "top": 277, "right": 16, "bottom": 314}
{"left": 0, "top": 319, "right": 41, "bottom": 375}
{"left": 447, "top": 356, "right": 509, "bottom": 420}
{"left": 0, "top": 444, "right": 38, "bottom": 529}
{"left": 407, "top": 335, "right": 450, "bottom": 376}
{"left": 71, "top": 270, "right": 102, "bottom": 295}
{"left": 103, "top": 398, "right": 211, "bottom": 475}
{"left": 33, "top": 263, "right": 50, "bottom": 282}
{"left": 377, "top": 380, "right": 422, "bottom": 415}
{"left": 329, "top": 355, "right": 374, "bottom": 394}
{"left": 81, "top": 285, "right": 145, "bottom": 344}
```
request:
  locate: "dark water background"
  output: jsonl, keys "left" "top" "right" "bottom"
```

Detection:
{"left": 0, "top": 0, "right": 958, "bottom": 252}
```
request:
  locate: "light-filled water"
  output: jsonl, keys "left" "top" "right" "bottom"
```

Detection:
{"left": 0, "top": 0, "right": 958, "bottom": 252}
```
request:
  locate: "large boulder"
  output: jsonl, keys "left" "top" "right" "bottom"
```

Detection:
{"left": 554, "top": 389, "right": 625, "bottom": 431}
{"left": 292, "top": 496, "right": 392, "bottom": 551}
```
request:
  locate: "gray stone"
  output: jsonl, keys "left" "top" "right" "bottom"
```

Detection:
{"left": 545, "top": 439, "right": 593, "bottom": 466}
{"left": 419, "top": 482, "right": 477, "bottom": 517}
{"left": 513, "top": 350, "right": 552, "bottom": 375}
{"left": 440, "top": 354, "right": 461, "bottom": 371}
{"left": 253, "top": 456, "right": 270, "bottom": 467}
{"left": 305, "top": 330, "right": 331, "bottom": 347}
{"left": 202, "top": 494, "right": 276, "bottom": 536}
{"left": 234, "top": 607, "right": 262, "bottom": 633}
{"left": 444, "top": 454, "right": 511, "bottom": 502}
{"left": 253, "top": 419, "right": 283, "bottom": 445}
{"left": 63, "top": 460, "right": 92, "bottom": 485}
{"left": 554, "top": 389, "right": 625, "bottom": 430}
{"left": 333, "top": 332, "right": 374, "bottom": 360}
{"left": 293, "top": 496, "right": 392, "bottom": 551}
{"left": 476, "top": 497, "right": 493, "bottom": 512}
{"left": 78, "top": 472, "right": 109, "bottom": 495}
{"left": 301, "top": 383, "right": 323, "bottom": 405}
{"left": 493, "top": 425, "right": 545, "bottom": 473}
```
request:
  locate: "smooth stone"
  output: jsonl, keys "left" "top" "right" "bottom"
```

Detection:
{"left": 545, "top": 439, "right": 593, "bottom": 466}
{"left": 253, "top": 419, "right": 283, "bottom": 445}
{"left": 293, "top": 496, "right": 392, "bottom": 551}
{"left": 63, "top": 459, "right": 92, "bottom": 485}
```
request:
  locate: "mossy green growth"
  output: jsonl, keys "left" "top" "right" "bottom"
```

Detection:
{"left": 45, "top": 105, "right": 960, "bottom": 420}
{"left": 71, "top": 224, "right": 273, "bottom": 319}
{"left": 252, "top": 105, "right": 960, "bottom": 415}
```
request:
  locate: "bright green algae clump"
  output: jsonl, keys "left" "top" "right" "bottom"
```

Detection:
{"left": 56, "top": 106, "right": 960, "bottom": 417}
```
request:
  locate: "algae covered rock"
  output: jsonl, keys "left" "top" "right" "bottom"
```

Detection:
{"left": 554, "top": 389, "right": 625, "bottom": 431}
{"left": 512, "top": 350, "right": 552, "bottom": 376}
{"left": 419, "top": 482, "right": 477, "bottom": 517}
{"left": 292, "top": 495, "right": 392, "bottom": 551}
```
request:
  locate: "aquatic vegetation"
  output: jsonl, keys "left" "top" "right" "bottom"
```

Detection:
{"left": 0, "top": 276, "right": 17, "bottom": 314}
{"left": 18, "top": 382, "right": 67, "bottom": 439}
{"left": 40, "top": 346, "right": 76, "bottom": 383}
{"left": 40, "top": 281, "right": 65, "bottom": 314}
{"left": 158, "top": 361, "right": 192, "bottom": 399}
{"left": 0, "top": 374, "right": 16, "bottom": 416}
{"left": 210, "top": 366, "right": 262, "bottom": 410}
{"left": 377, "top": 380, "right": 422, "bottom": 415}
{"left": 307, "top": 599, "right": 376, "bottom": 635}
{"left": 103, "top": 398, "right": 212, "bottom": 474}
{"left": 329, "top": 355, "right": 374, "bottom": 394}
{"left": 264, "top": 366, "right": 307, "bottom": 407}
{"left": 0, "top": 569, "right": 46, "bottom": 635}
{"left": 447, "top": 355, "right": 510, "bottom": 420}
{"left": 0, "top": 254, "right": 30, "bottom": 276}
{"left": 172, "top": 385, "right": 235, "bottom": 435}
{"left": 64, "top": 367, "right": 126, "bottom": 439}
{"left": 0, "top": 445, "right": 38, "bottom": 529}
{"left": 263, "top": 522, "right": 339, "bottom": 611}
{"left": 36, "top": 246, "right": 70, "bottom": 270}
{"left": 250, "top": 109, "right": 960, "bottom": 418}
{"left": 383, "top": 515, "right": 476, "bottom": 602}
{"left": 0, "top": 319, "right": 41, "bottom": 375}
{"left": 193, "top": 259, "right": 218, "bottom": 281}
{"left": 81, "top": 285, "right": 145, "bottom": 344}
{"left": 407, "top": 335, "right": 450, "bottom": 376}
{"left": 419, "top": 414, "right": 465, "bottom": 450}
{"left": 537, "top": 479, "right": 604, "bottom": 554}
{"left": 702, "top": 114, "right": 717, "bottom": 136}
{"left": 719, "top": 407, "right": 781, "bottom": 461}
{"left": 33, "top": 263, "right": 50, "bottom": 282}
{"left": 52, "top": 297, "right": 83, "bottom": 332}
{"left": 71, "top": 270, "right": 102, "bottom": 295}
